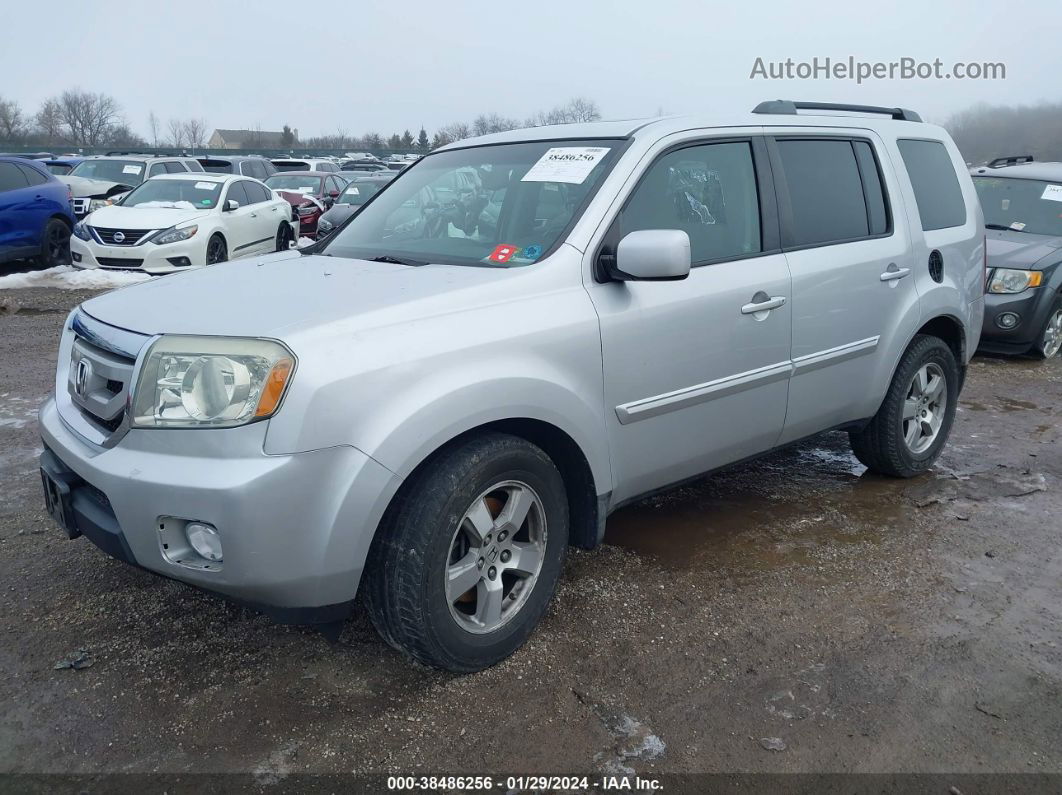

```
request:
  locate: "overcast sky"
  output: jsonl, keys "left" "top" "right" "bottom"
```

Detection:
{"left": 3, "top": 0, "right": 1059, "bottom": 138}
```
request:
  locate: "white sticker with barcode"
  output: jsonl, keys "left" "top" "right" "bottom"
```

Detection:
{"left": 1041, "top": 184, "right": 1062, "bottom": 202}
{"left": 122, "top": 165, "right": 142, "bottom": 175}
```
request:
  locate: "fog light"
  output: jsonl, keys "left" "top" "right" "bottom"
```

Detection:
{"left": 996, "top": 312, "right": 1020, "bottom": 330}
{"left": 71, "top": 251, "right": 82, "bottom": 263}
{"left": 185, "top": 522, "right": 223, "bottom": 562}
{"left": 166, "top": 256, "right": 192, "bottom": 267}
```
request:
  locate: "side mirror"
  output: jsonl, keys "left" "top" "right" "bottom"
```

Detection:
{"left": 612, "top": 229, "right": 691, "bottom": 281}
{"left": 224, "top": 199, "right": 240, "bottom": 211}
{"left": 328, "top": 189, "right": 340, "bottom": 198}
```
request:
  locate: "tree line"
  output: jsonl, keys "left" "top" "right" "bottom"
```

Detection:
{"left": 945, "top": 101, "right": 1062, "bottom": 165}
{"left": 0, "top": 91, "right": 601, "bottom": 153}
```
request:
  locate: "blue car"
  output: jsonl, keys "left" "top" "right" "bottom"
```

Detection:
{"left": 0, "top": 156, "right": 75, "bottom": 267}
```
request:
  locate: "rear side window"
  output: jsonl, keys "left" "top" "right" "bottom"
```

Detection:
{"left": 776, "top": 139, "right": 869, "bottom": 246}
{"left": 896, "top": 139, "right": 966, "bottom": 230}
{"left": 618, "top": 140, "right": 762, "bottom": 264}
{"left": 16, "top": 163, "right": 49, "bottom": 186}
{"left": 0, "top": 162, "right": 29, "bottom": 192}
{"left": 164, "top": 162, "right": 188, "bottom": 174}
{"left": 185, "top": 160, "right": 204, "bottom": 173}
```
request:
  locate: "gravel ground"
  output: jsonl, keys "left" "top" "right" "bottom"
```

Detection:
{"left": 1, "top": 282, "right": 1060, "bottom": 786}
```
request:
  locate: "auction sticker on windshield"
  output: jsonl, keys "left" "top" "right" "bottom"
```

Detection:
{"left": 1042, "top": 184, "right": 1062, "bottom": 202}
{"left": 122, "top": 165, "right": 142, "bottom": 175}
{"left": 195, "top": 182, "right": 218, "bottom": 190}
{"left": 521, "top": 147, "right": 610, "bottom": 184}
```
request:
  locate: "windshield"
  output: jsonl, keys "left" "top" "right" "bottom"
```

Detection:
{"left": 69, "top": 159, "right": 146, "bottom": 186}
{"left": 322, "top": 139, "right": 621, "bottom": 267}
{"left": 120, "top": 179, "right": 222, "bottom": 210}
{"left": 338, "top": 181, "right": 383, "bottom": 206}
{"left": 265, "top": 175, "right": 322, "bottom": 193}
{"left": 974, "top": 176, "right": 1062, "bottom": 237}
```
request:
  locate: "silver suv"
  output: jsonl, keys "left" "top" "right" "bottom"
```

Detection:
{"left": 39, "top": 101, "right": 984, "bottom": 672}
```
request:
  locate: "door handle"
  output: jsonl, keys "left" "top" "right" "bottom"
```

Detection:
{"left": 250, "top": 212, "right": 258, "bottom": 218}
{"left": 880, "top": 264, "right": 911, "bottom": 282}
{"left": 741, "top": 295, "right": 787, "bottom": 315}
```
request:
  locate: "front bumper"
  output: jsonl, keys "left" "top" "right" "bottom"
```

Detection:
{"left": 978, "top": 287, "right": 1056, "bottom": 354}
{"left": 71, "top": 235, "right": 203, "bottom": 274}
{"left": 38, "top": 396, "right": 401, "bottom": 621}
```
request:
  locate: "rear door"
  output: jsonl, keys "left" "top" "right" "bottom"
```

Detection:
{"left": 588, "top": 136, "right": 793, "bottom": 504}
{"left": 769, "top": 133, "right": 920, "bottom": 444}
{"left": 0, "top": 162, "right": 34, "bottom": 259}
{"left": 239, "top": 180, "right": 280, "bottom": 253}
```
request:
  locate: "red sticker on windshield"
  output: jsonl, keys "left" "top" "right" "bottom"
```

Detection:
{"left": 488, "top": 244, "right": 518, "bottom": 263}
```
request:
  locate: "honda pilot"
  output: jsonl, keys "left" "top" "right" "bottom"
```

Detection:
{"left": 38, "top": 101, "right": 984, "bottom": 672}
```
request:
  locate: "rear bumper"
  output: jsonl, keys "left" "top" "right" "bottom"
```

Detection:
{"left": 38, "top": 396, "right": 401, "bottom": 622}
{"left": 978, "top": 287, "right": 1056, "bottom": 354}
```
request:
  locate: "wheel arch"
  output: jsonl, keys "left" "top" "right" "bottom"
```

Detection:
{"left": 916, "top": 313, "right": 966, "bottom": 366}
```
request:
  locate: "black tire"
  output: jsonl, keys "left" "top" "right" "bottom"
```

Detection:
{"left": 39, "top": 219, "right": 71, "bottom": 268}
{"left": 1031, "top": 300, "right": 1062, "bottom": 359}
{"left": 275, "top": 222, "right": 294, "bottom": 252}
{"left": 363, "top": 432, "right": 569, "bottom": 672}
{"left": 849, "top": 334, "right": 960, "bottom": 478}
{"left": 206, "top": 234, "right": 227, "bottom": 265}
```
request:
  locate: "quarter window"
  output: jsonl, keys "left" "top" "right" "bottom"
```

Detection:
{"left": 16, "top": 163, "right": 49, "bottom": 186}
{"left": 165, "top": 161, "right": 189, "bottom": 174}
{"left": 853, "top": 141, "right": 890, "bottom": 236}
{"left": 618, "top": 141, "right": 762, "bottom": 264}
{"left": 0, "top": 162, "right": 29, "bottom": 192}
{"left": 776, "top": 139, "right": 870, "bottom": 247}
{"left": 897, "top": 139, "right": 966, "bottom": 230}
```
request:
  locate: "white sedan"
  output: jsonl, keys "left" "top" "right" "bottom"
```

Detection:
{"left": 70, "top": 172, "right": 297, "bottom": 274}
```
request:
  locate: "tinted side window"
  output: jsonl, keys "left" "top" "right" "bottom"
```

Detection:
{"left": 226, "top": 181, "right": 250, "bottom": 207}
{"left": 241, "top": 160, "right": 262, "bottom": 179}
{"left": 185, "top": 160, "right": 204, "bottom": 173}
{"left": 853, "top": 141, "right": 889, "bottom": 236}
{"left": 165, "top": 161, "right": 188, "bottom": 174}
{"left": 247, "top": 182, "right": 271, "bottom": 204}
{"left": 0, "top": 162, "right": 29, "bottom": 192}
{"left": 777, "top": 139, "right": 868, "bottom": 247}
{"left": 620, "top": 141, "right": 762, "bottom": 264}
{"left": 896, "top": 139, "right": 966, "bottom": 230}
{"left": 147, "top": 162, "right": 168, "bottom": 177}
{"left": 16, "top": 163, "right": 49, "bottom": 186}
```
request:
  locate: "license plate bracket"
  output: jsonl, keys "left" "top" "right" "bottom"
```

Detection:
{"left": 40, "top": 458, "right": 81, "bottom": 540}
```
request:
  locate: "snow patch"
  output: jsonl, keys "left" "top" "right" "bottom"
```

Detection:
{"left": 297, "top": 237, "right": 316, "bottom": 248}
{"left": 0, "top": 266, "right": 153, "bottom": 290}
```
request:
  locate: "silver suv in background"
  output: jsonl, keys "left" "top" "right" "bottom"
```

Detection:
{"left": 39, "top": 100, "right": 984, "bottom": 672}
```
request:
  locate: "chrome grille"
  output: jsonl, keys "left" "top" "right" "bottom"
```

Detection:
{"left": 90, "top": 227, "right": 153, "bottom": 246}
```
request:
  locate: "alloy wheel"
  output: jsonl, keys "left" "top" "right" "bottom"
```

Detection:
{"left": 902, "top": 362, "right": 947, "bottom": 454}
{"left": 1041, "top": 309, "right": 1062, "bottom": 358}
{"left": 445, "top": 480, "right": 547, "bottom": 634}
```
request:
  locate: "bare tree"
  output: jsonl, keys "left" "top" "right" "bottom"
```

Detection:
{"left": 57, "top": 89, "right": 122, "bottom": 146}
{"left": 184, "top": 118, "right": 208, "bottom": 152}
{"left": 147, "top": 111, "right": 161, "bottom": 150}
{"left": 945, "top": 101, "right": 1062, "bottom": 164}
{"left": 34, "top": 99, "right": 64, "bottom": 145}
{"left": 0, "top": 96, "right": 26, "bottom": 141}
{"left": 166, "top": 117, "right": 185, "bottom": 149}
{"left": 526, "top": 97, "right": 601, "bottom": 127}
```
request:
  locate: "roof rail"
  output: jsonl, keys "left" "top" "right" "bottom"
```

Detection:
{"left": 752, "top": 100, "right": 922, "bottom": 123}
{"left": 986, "top": 155, "right": 1034, "bottom": 168}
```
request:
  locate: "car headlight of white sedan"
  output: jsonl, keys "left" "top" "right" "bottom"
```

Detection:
{"left": 131, "top": 336, "right": 295, "bottom": 428}
{"left": 150, "top": 225, "right": 199, "bottom": 246}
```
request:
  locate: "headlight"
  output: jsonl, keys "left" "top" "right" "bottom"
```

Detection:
{"left": 988, "top": 268, "right": 1043, "bottom": 294}
{"left": 73, "top": 222, "right": 91, "bottom": 241}
{"left": 88, "top": 198, "right": 112, "bottom": 212}
{"left": 317, "top": 217, "right": 334, "bottom": 232}
{"left": 296, "top": 204, "right": 318, "bottom": 217}
{"left": 131, "top": 336, "right": 295, "bottom": 428}
{"left": 150, "top": 225, "right": 198, "bottom": 246}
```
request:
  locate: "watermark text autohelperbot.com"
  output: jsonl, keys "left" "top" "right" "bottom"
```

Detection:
{"left": 750, "top": 56, "right": 1005, "bottom": 83}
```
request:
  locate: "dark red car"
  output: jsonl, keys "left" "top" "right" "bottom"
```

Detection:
{"left": 264, "top": 171, "right": 348, "bottom": 239}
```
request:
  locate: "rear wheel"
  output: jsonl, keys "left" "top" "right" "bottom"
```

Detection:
{"left": 275, "top": 222, "right": 294, "bottom": 252}
{"left": 849, "top": 334, "right": 959, "bottom": 477}
{"left": 363, "top": 433, "right": 569, "bottom": 672}
{"left": 206, "top": 234, "right": 227, "bottom": 265}
{"left": 39, "top": 219, "right": 71, "bottom": 268}
{"left": 1033, "top": 303, "right": 1062, "bottom": 359}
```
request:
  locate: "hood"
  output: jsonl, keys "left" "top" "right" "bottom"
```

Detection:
{"left": 80, "top": 251, "right": 518, "bottom": 339}
{"left": 83, "top": 203, "right": 212, "bottom": 231}
{"left": 276, "top": 189, "right": 324, "bottom": 209}
{"left": 986, "top": 230, "right": 1062, "bottom": 270}
{"left": 60, "top": 175, "right": 136, "bottom": 198}
{"left": 320, "top": 204, "right": 357, "bottom": 225}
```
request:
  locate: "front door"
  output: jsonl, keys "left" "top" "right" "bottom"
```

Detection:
{"left": 587, "top": 138, "right": 793, "bottom": 505}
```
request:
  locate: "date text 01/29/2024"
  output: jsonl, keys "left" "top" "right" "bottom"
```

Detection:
{"left": 386, "top": 775, "right": 663, "bottom": 791}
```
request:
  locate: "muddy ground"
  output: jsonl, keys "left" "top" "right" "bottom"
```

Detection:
{"left": 0, "top": 283, "right": 1060, "bottom": 786}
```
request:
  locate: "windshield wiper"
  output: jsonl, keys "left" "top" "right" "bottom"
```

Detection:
{"left": 367, "top": 254, "right": 428, "bottom": 267}
{"left": 986, "top": 223, "right": 1023, "bottom": 232}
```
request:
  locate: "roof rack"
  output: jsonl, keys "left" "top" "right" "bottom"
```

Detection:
{"left": 752, "top": 100, "right": 922, "bottom": 123}
{"left": 986, "top": 155, "right": 1034, "bottom": 168}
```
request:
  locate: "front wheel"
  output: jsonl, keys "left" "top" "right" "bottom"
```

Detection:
{"left": 849, "top": 334, "right": 959, "bottom": 477}
{"left": 275, "top": 222, "right": 294, "bottom": 252}
{"left": 363, "top": 433, "right": 569, "bottom": 672}
{"left": 1033, "top": 302, "right": 1062, "bottom": 359}
{"left": 205, "top": 234, "right": 227, "bottom": 265}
